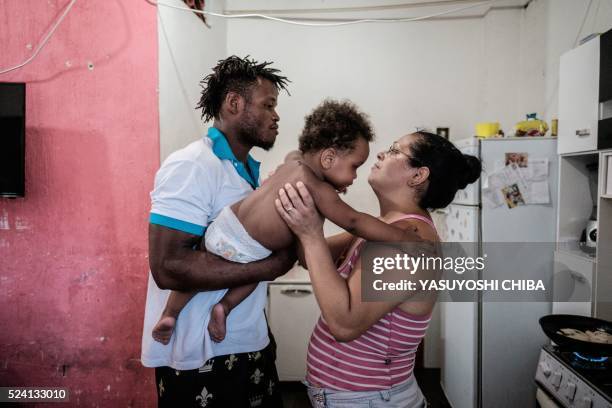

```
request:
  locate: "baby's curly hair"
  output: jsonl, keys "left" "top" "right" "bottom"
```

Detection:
{"left": 196, "top": 55, "right": 290, "bottom": 122}
{"left": 299, "top": 100, "right": 374, "bottom": 153}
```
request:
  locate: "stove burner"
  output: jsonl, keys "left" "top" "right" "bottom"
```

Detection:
{"left": 574, "top": 353, "right": 609, "bottom": 363}
{"left": 570, "top": 352, "right": 609, "bottom": 370}
{"left": 540, "top": 346, "right": 612, "bottom": 405}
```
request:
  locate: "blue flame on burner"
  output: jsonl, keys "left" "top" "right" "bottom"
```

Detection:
{"left": 573, "top": 353, "right": 609, "bottom": 363}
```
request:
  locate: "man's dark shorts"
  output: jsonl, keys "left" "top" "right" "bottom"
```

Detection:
{"left": 155, "top": 342, "right": 282, "bottom": 407}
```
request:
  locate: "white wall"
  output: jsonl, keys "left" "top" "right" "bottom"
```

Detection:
{"left": 156, "top": 0, "right": 612, "bottom": 370}
{"left": 225, "top": 4, "right": 523, "bottom": 370}
{"left": 224, "top": 0, "right": 612, "bottom": 194}
{"left": 225, "top": 3, "right": 523, "bottom": 371}
{"left": 227, "top": 11, "right": 514, "bottom": 225}
{"left": 526, "top": 0, "right": 612, "bottom": 120}
{"left": 482, "top": 8, "right": 523, "bottom": 128}
{"left": 158, "top": 0, "right": 227, "bottom": 161}
{"left": 221, "top": 0, "right": 612, "bottom": 370}
{"left": 157, "top": 0, "right": 612, "bottom": 181}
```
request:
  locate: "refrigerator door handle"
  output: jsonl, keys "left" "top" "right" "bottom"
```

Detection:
{"left": 280, "top": 288, "right": 313, "bottom": 297}
{"left": 575, "top": 128, "right": 591, "bottom": 137}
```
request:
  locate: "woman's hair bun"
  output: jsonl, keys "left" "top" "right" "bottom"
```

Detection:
{"left": 410, "top": 131, "right": 483, "bottom": 209}
{"left": 458, "top": 154, "right": 482, "bottom": 189}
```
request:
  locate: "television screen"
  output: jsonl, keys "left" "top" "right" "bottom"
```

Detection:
{"left": 0, "top": 82, "right": 26, "bottom": 197}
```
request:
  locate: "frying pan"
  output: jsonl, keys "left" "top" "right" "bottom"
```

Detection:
{"left": 539, "top": 314, "right": 612, "bottom": 354}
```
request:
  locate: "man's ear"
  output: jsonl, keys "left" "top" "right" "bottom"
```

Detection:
{"left": 224, "top": 91, "right": 245, "bottom": 116}
{"left": 320, "top": 148, "right": 337, "bottom": 170}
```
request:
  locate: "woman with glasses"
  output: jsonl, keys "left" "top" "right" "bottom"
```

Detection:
{"left": 276, "top": 131, "right": 481, "bottom": 407}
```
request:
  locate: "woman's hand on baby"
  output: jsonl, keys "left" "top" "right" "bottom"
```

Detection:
{"left": 275, "top": 181, "right": 324, "bottom": 242}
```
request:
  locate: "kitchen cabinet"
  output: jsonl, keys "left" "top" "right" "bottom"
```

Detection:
{"left": 556, "top": 29, "right": 612, "bottom": 319}
{"left": 558, "top": 35, "right": 600, "bottom": 154}
{"left": 555, "top": 149, "right": 612, "bottom": 320}
{"left": 595, "top": 151, "right": 612, "bottom": 319}
{"left": 552, "top": 250, "right": 594, "bottom": 316}
{"left": 268, "top": 267, "right": 320, "bottom": 381}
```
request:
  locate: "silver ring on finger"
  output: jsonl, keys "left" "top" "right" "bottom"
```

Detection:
{"left": 286, "top": 206, "right": 295, "bottom": 212}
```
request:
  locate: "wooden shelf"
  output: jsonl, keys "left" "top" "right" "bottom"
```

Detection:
{"left": 556, "top": 154, "right": 598, "bottom": 247}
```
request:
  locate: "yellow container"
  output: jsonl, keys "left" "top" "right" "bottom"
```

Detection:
{"left": 475, "top": 122, "right": 500, "bottom": 138}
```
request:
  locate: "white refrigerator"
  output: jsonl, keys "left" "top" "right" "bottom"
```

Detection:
{"left": 435, "top": 137, "right": 558, "bottom": 408}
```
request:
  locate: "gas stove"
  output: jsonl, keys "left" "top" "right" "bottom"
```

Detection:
{"left": 535, "top": 345, "right": 612, "bottom": 408}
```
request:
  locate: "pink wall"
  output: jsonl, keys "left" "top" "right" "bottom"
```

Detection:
{"left": 0, "top": 1, "right": 159, "bottom": 405}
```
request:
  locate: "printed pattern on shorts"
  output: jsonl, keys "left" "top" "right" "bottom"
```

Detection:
{"left": 155, "top": 343, "right": 282, "bottom": 408}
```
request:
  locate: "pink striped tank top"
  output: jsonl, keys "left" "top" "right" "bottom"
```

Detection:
{"left": 305, "top": 214, "right": 436, "bottom": 391}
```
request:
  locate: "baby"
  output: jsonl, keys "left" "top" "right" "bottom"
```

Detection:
{"left": 152, "top": 99, "right": 418, "bottom": 345}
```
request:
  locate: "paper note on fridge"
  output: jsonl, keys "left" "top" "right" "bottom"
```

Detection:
{"left": 485, "top": 164, "right": 528, "bottom": 208}
{"left": 517, "top": 159, "right": 550, "bottom": 204}
{"left": 485, "top": 160, "right": 550, "bottom": 208}
{"left": 482, "top": 186, "right": 505, "bottom": 208}
{"left": 521, "top": 158, "right": 549, "bottom": 180}
{"left": 524, "top": 180, "right": 550, "bottom": 204}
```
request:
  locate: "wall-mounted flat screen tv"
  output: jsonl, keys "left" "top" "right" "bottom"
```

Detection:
{"left": 0, "top": 82, "right": 26, "bottom": 198}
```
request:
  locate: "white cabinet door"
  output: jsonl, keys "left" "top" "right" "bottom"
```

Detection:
{"left": 552, "top": 250, "right": 594, "bottom": 316}
{"left": 440, "top": 301, "right": 478, "bottom": 408}
{"left": 268, "top": 284, "right": 320, "bottom": 381}
{"left": 558, "top": 37, "right": 600, "bottom": 154}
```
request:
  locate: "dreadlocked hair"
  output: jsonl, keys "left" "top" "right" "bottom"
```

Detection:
{"left": 196, "top": 55, "right": 290, "bottom": 122}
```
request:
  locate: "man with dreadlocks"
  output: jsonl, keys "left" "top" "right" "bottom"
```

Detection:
{"left": 141, "top": 56, "right": 294, "bottom": 407}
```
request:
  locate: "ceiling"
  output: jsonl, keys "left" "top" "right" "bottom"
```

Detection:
{"left": 223, "top": 0, "right": 532, "bottom": 21}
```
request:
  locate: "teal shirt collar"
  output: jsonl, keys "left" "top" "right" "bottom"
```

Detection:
{"left": 207, "top": 127, "right": 260, "bottom": 188}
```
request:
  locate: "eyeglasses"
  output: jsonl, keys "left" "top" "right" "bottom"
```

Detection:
{"left": 387, "top": 143, "right": 408, "bottom": 156}
{"left": 387, "top": 143, "right": 421, "bottom": 166}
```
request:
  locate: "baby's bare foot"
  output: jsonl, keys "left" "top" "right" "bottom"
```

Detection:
{"left": 152, "top": 316, "right": 176, "bottom": 345}
{"left": 208, "top": 303, "right": 228, "bottom": 342}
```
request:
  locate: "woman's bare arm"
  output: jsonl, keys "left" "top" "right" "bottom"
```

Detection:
{"left": 305, "top": 179, "right": 419, "bottom": 242}
{"left": 326, "top": 231, "right": 355, "bottom": 263}
{"left": 274, "top": 183, "right": 425, "bottom": 341}
{"left": 295, "top": 234, "right": 404, "bottom": 341}
{"left": 297, "top": 233, "right": 353, "bottom": 269}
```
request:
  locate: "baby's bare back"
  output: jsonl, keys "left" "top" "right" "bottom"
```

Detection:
{"left": 232, "top": 161, "right": 315, "bottom": 251}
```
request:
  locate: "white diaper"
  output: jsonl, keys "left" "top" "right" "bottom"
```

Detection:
{"left": 205, "top": 206, "right": 272, "bottom": 263}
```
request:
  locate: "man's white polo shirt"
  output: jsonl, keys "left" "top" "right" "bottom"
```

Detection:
{"left": 141, "top": 127, "right": 269, "bottom": 370}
